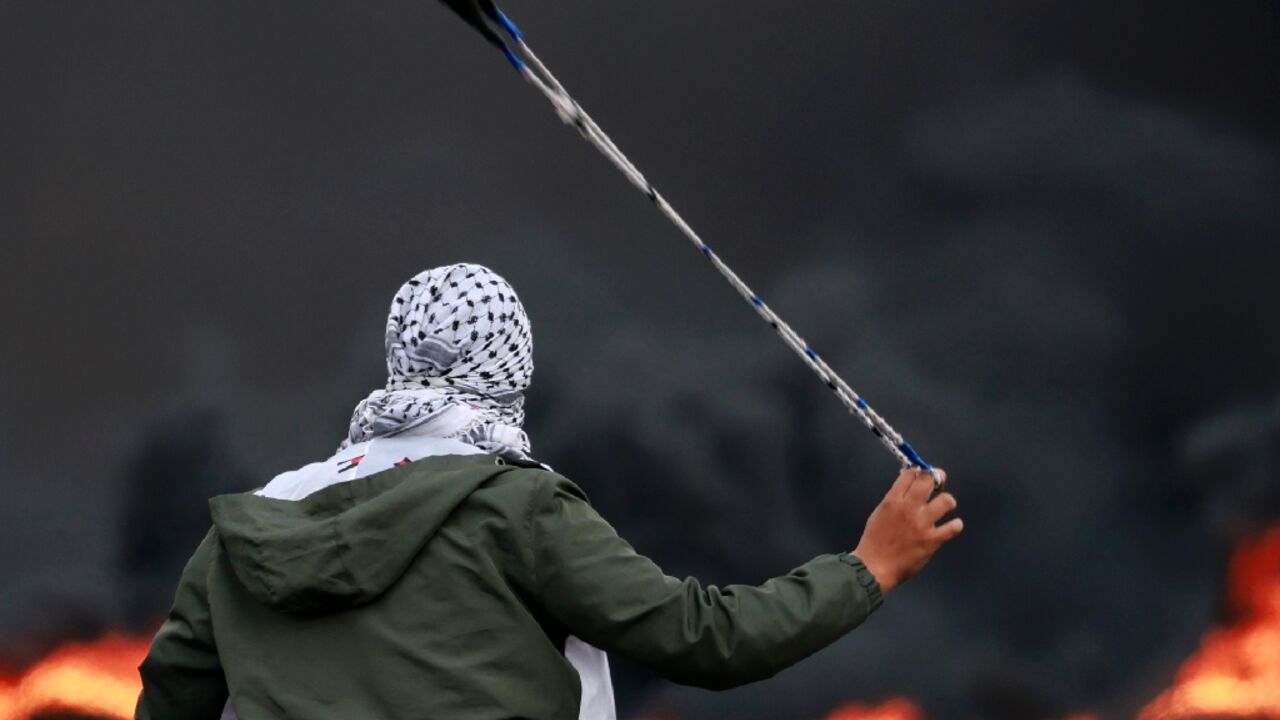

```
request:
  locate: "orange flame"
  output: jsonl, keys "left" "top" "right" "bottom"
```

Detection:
{"left": 1140, "top": 525, "right": 1280, "bottom": 719}
{"left": 0, "top": 635, "right": 148, "bottom": 720}
{"left": 825, "top": 698, "right": 924, "bottom": 720}
{"left": 3, "top": 527, "right": 1278, "bottom": 720}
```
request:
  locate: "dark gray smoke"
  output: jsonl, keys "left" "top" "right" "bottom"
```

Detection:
{"left": 1, "top": 1, "right": 1277, "bottom": 717}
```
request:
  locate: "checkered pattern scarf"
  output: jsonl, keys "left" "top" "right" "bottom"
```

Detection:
{"left": 342, "top": 264, "right": 534, "bottom": 460}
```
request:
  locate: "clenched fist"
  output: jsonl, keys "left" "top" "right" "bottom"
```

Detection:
{"left": 852, "top": 468, "right": 963, "bottom": 595}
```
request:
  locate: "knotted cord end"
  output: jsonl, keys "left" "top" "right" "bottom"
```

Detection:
{"left": 898, "top": 441, "right": 941, "bottom": 488}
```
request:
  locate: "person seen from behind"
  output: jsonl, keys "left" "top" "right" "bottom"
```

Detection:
{"left": 135, "top": 263, "right": 963, "bottom": 720}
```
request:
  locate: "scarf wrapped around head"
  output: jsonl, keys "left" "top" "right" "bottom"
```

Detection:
{"left": 343, "top": 263, "right": 534, "bottom": 460}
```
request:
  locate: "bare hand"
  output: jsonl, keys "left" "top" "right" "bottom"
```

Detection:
{"left": 851, "top": 468, "right": 962, "bottom": 595}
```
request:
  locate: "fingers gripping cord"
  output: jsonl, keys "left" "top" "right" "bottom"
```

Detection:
{"left": 488, "top": 11, "right": 939, "bottom": 486}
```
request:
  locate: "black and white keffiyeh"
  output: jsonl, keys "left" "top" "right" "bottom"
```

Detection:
{"left": 343, "top": 263, "right": 535, "bottom": 460}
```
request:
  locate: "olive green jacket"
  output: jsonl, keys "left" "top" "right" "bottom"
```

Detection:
{"left": 136, "top": 453, "right": 883, "bottom": 719}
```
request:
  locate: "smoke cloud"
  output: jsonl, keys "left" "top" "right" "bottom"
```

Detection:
{"left": 1, "top": 1, "right": 1277, "bottom": 717}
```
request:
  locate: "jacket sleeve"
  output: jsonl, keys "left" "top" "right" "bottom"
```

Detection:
{"left": 526, "top": 472, "right": 884, "bottom": 690}
{"left": 135, "top": 529, "right": 230, "bottom": 720}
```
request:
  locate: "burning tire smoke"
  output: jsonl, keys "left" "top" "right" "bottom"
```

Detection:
{"left": 1, "top": 1, "right": 1276, "bottom": 719}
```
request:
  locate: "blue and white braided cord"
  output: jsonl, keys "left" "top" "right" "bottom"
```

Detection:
{"left": 495, "top": 15, "right": 938, "bottom": 483}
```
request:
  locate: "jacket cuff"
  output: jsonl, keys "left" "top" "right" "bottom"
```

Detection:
{"left": 838, "top": 553, "right": 884, "bottom": 615}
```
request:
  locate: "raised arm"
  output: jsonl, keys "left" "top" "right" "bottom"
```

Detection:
{"left": 527, "top": 467, "right": 960, "bottom": 690}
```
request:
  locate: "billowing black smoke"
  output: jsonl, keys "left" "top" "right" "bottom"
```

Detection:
{"left": 0, "top": 1, "right": 1276, "bottom": 718}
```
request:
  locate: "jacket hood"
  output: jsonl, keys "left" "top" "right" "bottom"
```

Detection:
{"left": 209, "top": 453, "right": 519, "bottom": 613}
